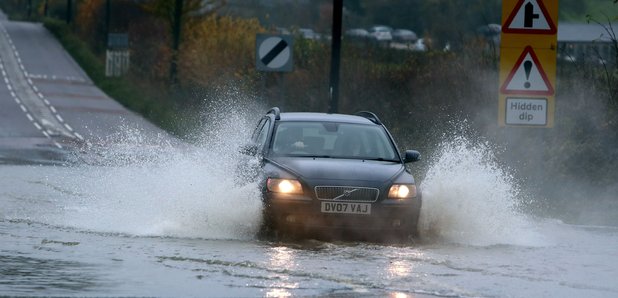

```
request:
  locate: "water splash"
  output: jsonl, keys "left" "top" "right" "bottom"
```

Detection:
{"left": 418, "top": 136, "right": 545, "bottom": 246}
{"left": 53, "top": 96, "right": 266, "bottom": 240}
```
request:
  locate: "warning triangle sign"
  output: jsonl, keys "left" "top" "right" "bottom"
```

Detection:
{"left": 500, "top": 46, "right": 554, "bottom": 95}
{"left": 502, "top": 0, "right": 557, "bottom": 34}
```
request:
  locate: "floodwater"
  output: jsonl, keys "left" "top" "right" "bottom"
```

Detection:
{"left": 1, "top": 124, "right": 618, "bottom": 297}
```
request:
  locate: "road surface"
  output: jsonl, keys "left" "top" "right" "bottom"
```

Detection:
{"left": 0, "top": 10, "right": 166, "bottom": 165}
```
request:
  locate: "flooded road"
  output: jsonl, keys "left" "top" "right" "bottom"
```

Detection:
{"left": 1, "top": 6, "right": 617, "bottom": 297}
{"left": 2, "top": 137, "right": 617, "bottom": 297}
{"left": 2, "top": 212, "right": 616, "bottom": 297}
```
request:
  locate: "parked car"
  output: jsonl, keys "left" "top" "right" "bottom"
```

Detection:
{"left": 275, "top": 27, "right": 291, "bottom": 35}
{"left": 298, "top": 28, "right": 320, "bottom": 40}
{"left": 345, "top": 28, "right": 369, "bottom": 40}
{"left": 392, "top": 29, "right": 418, "bottom": 43}
{"left": 413, "top": 38, "right": 427, "bottom": 51}
{"left": 368, "top": 25, "right": 393, "bottom": 43}
{"left": 240, "top": 108, "right": 422, "bottom": 241}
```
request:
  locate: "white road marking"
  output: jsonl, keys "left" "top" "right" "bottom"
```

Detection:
{"left": 0, "top": 23, "right": 84, "bottom": 144}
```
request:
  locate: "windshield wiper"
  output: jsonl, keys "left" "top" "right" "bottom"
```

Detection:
{"left": 305, "top": 155, "right": 333, "bottom": 159}
{"left": 362, "top": 157, "right": 400, "bottom": 162}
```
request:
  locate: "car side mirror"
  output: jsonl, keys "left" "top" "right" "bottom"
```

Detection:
{"left": 403, "top": 150, "right": 421, "bottom": 163}
{"left": 240, "top": 143, "right": 259, "bottom": 156}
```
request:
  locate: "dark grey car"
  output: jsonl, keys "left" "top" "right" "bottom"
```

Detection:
{"left": 242, "top": 108, "right": 422, "bottom": 240}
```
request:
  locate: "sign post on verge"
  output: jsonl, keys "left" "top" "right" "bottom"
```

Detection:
{"left": 256, "top": 34, "right": 294, "bottom": 104}
{"left": 329, "top": 0, "right": 343, "bottom": 114}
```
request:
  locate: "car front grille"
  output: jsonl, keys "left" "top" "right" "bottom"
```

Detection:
{"left": 315, "top": 186, "right": 379, "bottom": 202}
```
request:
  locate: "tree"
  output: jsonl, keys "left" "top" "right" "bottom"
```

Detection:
{"left": 141, "top": 0, "right": 226, "bottom": 85}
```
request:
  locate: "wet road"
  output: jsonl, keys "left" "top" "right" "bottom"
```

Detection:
{"left": 2, "top": 10, "right": 618, "bottom": 298}
{"left": 2, "top": 164, "right": 618, "bottom": 297}
{"left": 0, "top": 10, "right": 166, "bottom": 165}
{"left": 2, "top": 137, "right": 618, "bottom": 297}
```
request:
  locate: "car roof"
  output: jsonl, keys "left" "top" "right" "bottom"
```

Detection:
{"left": 277, "top": 112, "right": 377, "bottom": 125}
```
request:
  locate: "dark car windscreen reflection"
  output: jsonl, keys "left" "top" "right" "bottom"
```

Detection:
{"left": 270, "top": 122, "right": 399, "bottom": 161}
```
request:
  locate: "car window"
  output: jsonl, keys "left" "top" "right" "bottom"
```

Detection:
{"left": 270, "top": 121, "right": 398, "bottom": 161}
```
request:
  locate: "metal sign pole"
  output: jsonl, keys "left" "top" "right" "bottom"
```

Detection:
{"left": 328, "top": 0, "right": 343, "bottom": 114}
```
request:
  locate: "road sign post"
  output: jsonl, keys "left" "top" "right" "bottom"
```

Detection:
{"left": 329, "top": 0, "right": 343, "bottom": 114}
{"left": 499, "top": 0, "right": 558, "bottom": 127}
{"left": 105, "top": 33, "right": 130, "bottom": 77}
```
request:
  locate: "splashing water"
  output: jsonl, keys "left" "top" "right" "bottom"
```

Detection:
{"left": 48, "top": 98, "right": 266, "bottom": 240}
{"left": 419, "top": 136, "right": 545, "bottom": 246}
{"left": 5, "top": 96, "right": 546, "bottom": 245}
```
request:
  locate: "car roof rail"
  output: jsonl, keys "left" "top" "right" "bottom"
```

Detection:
{"left": 355, "top": 111, "right": 382, "bottom": 125}
{"left": 267, "top": 107, "right": 281, "bottom": 120}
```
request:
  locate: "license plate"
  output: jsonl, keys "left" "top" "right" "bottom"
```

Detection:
{"left": 320, "top": 202, "right": 371, "bottom": 215}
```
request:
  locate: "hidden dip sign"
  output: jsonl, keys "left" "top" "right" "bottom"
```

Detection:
{"left": 505, "top": 98, "right": 547, "bottom": 125}
{"left": 499, "top": 0, "right": 558, "bottom": 128}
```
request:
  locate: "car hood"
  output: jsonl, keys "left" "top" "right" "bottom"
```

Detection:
{"left": 267, "top": 157, "right": 404, "bottom": 183}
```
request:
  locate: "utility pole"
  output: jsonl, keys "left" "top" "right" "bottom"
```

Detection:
{"left": 66, "top": 0, "right": 72, "bottom": 24}
{"left": 105, "top": 0, "right": 111, "bottom": 46}
{"left": 27, "top": 0, "right": 32, "bottom": 19}
{"left": 328, "top": 0, "right": 343, "bottom": 113}
{"left": 170, "top": 0, "right": 184, "bottom": 85}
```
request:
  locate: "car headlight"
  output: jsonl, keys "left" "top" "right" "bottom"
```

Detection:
{"left": 267, "top": 178, "right": 303, "bottom": 194}
{"left": 388, "top": 184, "right": 416, "bottom": 199}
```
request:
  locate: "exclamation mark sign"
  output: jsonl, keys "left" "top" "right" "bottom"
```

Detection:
{"left": 523, "top": 60, "right": 532, "bottom": 89}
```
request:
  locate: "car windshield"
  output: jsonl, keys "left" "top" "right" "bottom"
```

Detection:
{"left": 270, "top": 121, "right": 399, "bottom": 161}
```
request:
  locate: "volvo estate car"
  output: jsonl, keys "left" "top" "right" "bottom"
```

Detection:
{"left": 241, "top": 107, "right": 422, "bottom": 240}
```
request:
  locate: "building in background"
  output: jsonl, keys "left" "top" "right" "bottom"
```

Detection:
{"left": 557, "top": 22, "right": 617, "bottom": 65}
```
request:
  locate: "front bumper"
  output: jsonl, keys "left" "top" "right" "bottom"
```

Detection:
{"left": 263, "top": 193, "right": 422, "bottom": 234}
